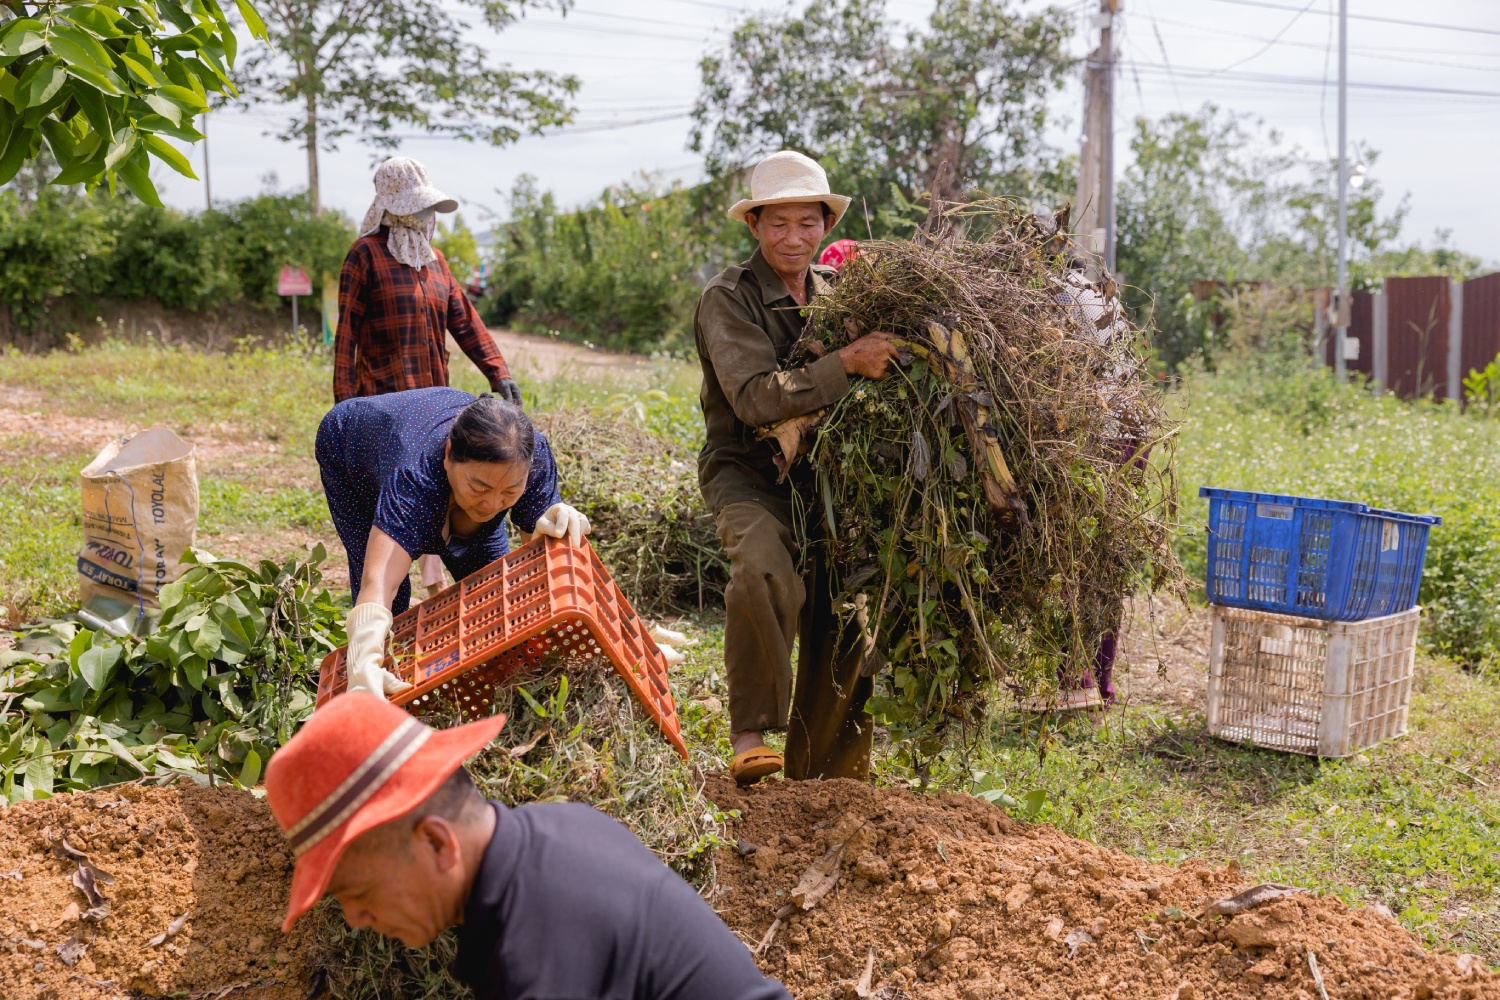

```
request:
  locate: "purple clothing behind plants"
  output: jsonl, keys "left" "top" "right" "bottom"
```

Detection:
{"left": 1063, "top": 435, "right": 1149, "bottom": 706}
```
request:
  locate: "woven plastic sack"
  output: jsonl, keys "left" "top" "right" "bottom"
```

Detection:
{"left": 77, "top": 428, "right": 199, "bottom": 625}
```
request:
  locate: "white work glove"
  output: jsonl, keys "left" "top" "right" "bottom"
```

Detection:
{"left": 343, "top": 604, "right": 411, "bottom": 696}
{"left": 649, "top": 624, "right": 698, "bottom": 648}
{"left": 533, "top": 503, "right": 592, "bottom": 547}
{"left": 650, "top": 624, "right": 695, "bottom": 667}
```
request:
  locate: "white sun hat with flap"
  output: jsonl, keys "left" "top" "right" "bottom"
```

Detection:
{"left": 727, "top": 150, "right": 852, "bottom": 229}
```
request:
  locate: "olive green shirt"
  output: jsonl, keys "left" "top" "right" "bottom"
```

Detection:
{"left": 694, "top": 248, "right": 850, "bottom": 519}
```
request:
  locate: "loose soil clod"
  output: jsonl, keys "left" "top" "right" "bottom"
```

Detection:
{"left": 0, "top": 784, "right": 314, "bottom": 999}
{"left": 707, "top": 777, "right": 1500, "bottom": 999}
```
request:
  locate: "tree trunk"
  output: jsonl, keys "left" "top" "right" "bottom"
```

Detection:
{"left": 305, "top": 85, "right": 321, "bottom": 216}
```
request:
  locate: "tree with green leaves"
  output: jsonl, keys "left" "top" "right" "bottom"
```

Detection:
{"left": 690, "top": 0, "right": 1074, "bottom": 238}
{"left": 231, "top": 0, "right": 578, "bottom": 213}
{"left": 0, "top": 0, "right": 264, "bottom": 205}
{"left": 1115, "top": 104, "right": 1419, "bottom": 368}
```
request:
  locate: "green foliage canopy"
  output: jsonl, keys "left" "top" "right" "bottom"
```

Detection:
{"left": 0, "top": 0, "right": 266, "bottom": 204}
{"left": 484, "top": 174, "right": 708, "bottom": 354}
{"left": 690, "top": 0, "right": 1075, "bottom": 238}
{"left": 1116, "top": 104, "right": 1487, "bottom": 369}
{"left": 0, "top": 187, "right": 353, "bottom": 329}
{"left": 230, "top": 0, "right": 578, "bottom": 211}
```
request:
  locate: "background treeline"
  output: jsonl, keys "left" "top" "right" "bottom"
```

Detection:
{"left": 0, "top": 178, "right": 354, "bottom": 333}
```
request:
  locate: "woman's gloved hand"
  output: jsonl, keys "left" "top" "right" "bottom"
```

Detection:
{"left": 533, "top": 503, "right": 592, "bottom": 547}
{"left": 343, "top": 603, "right": 411, "bottom": 697}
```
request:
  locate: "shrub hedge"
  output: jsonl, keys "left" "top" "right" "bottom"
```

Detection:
{"left": 0, "top": 189, "right": 354, "bottom": 332}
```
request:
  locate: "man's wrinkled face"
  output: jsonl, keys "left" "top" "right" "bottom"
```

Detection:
{"left": 325, "top": 818, "right": 465, "bottom": 948}
{"left": 748, "top": 202, "right": 832, "bottom": 277}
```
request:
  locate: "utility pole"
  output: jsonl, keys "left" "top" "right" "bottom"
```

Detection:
{"left": 203, "top": 112, "right": 213, "bottom": 210}
{"left": 1333, "top": 0, "right": 1348, "bottom": 380}
{"left": 1075, "top": 0, "right": 1120, "bottom": 273}
{"left": 1103, "top": 0, "right": 1117, "bottom": 274}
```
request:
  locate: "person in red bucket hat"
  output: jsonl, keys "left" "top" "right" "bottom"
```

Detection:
{"left": 818, "top": 238, "right": 859, "bottom": 271}
{"left": 267, "top": 692, "right": 790, "bottom": 1000}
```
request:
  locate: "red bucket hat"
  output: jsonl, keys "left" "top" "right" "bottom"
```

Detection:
{"left": 265, "top": 692, "right": 506, "bottom": 932}
{"left": 819, "top": 238, "right": 859, "bottom": 271}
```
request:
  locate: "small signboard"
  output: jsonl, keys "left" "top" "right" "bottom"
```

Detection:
{"left": 278, "top": 266, "right": 313, "bottom": 296}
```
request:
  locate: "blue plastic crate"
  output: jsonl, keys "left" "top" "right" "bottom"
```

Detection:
{"left": 1199, "top": 488, "right": 1439, "bottom": 621}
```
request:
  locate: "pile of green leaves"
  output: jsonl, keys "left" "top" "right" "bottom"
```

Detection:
{"left": 0, "top": 547, "right": 344, "bottom": 802}
{"left": 0, "top": 0, "right": 266, "bottom": 203}
{"left": 796, "top": 201, "right": 1181, "bottom": 748}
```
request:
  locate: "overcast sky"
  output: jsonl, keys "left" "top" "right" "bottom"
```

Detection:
{"left": 161, "top": 0, "right": 1500, "bottom": 264}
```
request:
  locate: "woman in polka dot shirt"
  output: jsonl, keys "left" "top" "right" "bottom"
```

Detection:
{"left": 315, "top": 387, "right": 591, "bottom": 696}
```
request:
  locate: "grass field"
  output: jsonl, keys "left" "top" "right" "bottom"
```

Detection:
{"left": 2, "top": 341, "right": 1498, "bottom": 963}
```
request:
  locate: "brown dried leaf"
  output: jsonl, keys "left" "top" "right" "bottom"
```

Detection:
{"left": 790, "top": 842, "right": 846, "bottom": 910}
{"left": 46, "top": 830, "right": 88, "bottom": 863}
{"left": 854, "top": 947, "right": 876, "bottom": 997}
{"left": 1065, "top": 928, "right": 1094, "bottom": 958}
{"left": 55, "top": 937, "right": 86, "bottom": 967}
{"left": 507, "top": 730, "right": 550, "bottom": 759}
{"left": 1204, "top": 884, "right": 1306, "bottom": 918}
{"left": 71, "top": 864, "right": 107, "bottom": 908}
{"left": 753, "top": 903, "right": 795, "bottom": 957}
{"left": 148, "top": 909, "right": 191, "bottom": 947}
{"left": 757, "top": 410, "right": 828, "bottom": 483}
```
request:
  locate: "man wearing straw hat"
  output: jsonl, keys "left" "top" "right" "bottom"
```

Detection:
{"left": 695, "top": 150, "right": 901, "bottom": 785}
{"left": 266, "top": 692, "right": 791, "bottom": 1000}
{"left": 335, "top": 156, "right": 522, "bottom": 597}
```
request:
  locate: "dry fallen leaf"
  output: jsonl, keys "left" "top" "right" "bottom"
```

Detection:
{"left": 1204, "top": 884, "right": 1306, "bottom": 918}
{"left": 148, "top": 910, "right": 191, "bottom": 947}
{"left": 507, "top": 730, "right": 550, "bottom": 759}
{"left": 754, "top": 903, "right": 795, "bottom": 957}
{"left": 46, "top": 830, "right": 88, "bottom": 863}
{"left": 71, "top": 864, "right": 107, "bottom": 908}
{"left": 758, "top": 410, "right": 828, "bottom": 483}
{"left": 55, "top": 937, "right": 87, "bottom": 967}
{"left": 790, "top": 842, "right": 847, "bottom": 910}
{"left": 1065, "top": 928, "right": 1095, "bottom": 958}
{"left": 854, "top": 947, "right": 876, "bottom": 997}
{"left": 0, "top": 869, "right": 21, "bottom": 881}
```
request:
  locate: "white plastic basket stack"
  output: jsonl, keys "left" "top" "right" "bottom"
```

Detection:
{"left": 1205, "top": 605, "right": 1419, "bottom": 758}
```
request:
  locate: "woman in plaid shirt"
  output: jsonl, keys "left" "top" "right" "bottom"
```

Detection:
{"left": 334, "top": 157, "right": 523, "bottom": 596}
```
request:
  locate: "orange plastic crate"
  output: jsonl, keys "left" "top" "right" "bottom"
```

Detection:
{"left": 316, "top": 536, "right": 686, "bottom": 759}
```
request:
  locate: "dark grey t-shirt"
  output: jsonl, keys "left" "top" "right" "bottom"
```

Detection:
{"left": 452, "top": 801, "right": 790, "bottom": 1000}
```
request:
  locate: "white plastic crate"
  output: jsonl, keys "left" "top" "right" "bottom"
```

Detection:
{"left": 1206, "top": 604, "right": 1419, "bottom": 758}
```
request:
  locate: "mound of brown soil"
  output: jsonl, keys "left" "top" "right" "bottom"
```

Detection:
{"left": 708, "top": 778, "right": 1498, "bottom": 1000}
{"left": 0, "top": 783, "right": 315, "bottom": 1000}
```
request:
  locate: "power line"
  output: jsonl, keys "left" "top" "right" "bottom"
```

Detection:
{"left": 1125, "top": 61, "right": 1500, "bottom": 101}
{"left": 1142, "top": 12, "right": 1500, "bottom": 74}
{"left": 565, "top": 6, "right": 720, "bottom": 32}
{"left": 1206, "top": 0, "right": 1319, "bottom": 76}
{"left": 1202, "top": 0, "right": 1500, "bottom": 38}
{"left": 1144, "top": 12, "right": 1500, "bottom": 58}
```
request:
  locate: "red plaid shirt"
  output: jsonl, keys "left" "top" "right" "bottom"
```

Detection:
{"left": 333, "top": 231, "right": 511, "bottom": 402}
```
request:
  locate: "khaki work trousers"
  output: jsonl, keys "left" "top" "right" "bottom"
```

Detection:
{"left": 715, "top": 501, "right": 873, "bottom": 780}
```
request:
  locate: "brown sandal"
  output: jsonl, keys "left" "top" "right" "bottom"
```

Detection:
{"left": 1018, "top": 688, "right": 1104, "bottom": 713}
{"left": 730, "top": 745, "right": 784, "bottom": 785}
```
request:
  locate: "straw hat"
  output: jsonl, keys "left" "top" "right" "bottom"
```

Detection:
{"left": 726, "top": 150, "right": 851, "bottom": 229}
{"left": 358, "top": 157, "right": 460, "bottom": 238}
{"left": 265, "top": 692, "right": 506, "bottom": 931}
